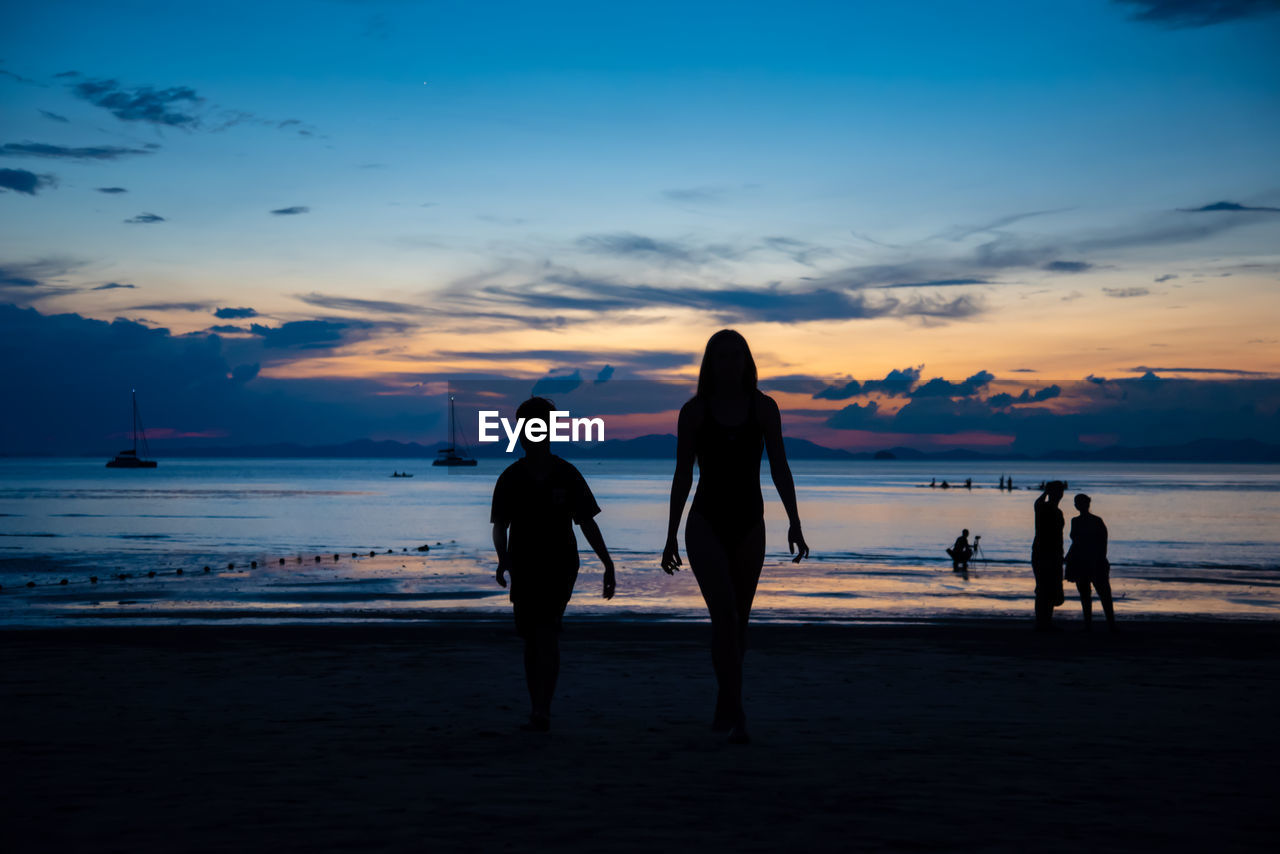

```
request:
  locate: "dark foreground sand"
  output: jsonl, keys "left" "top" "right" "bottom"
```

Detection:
{"left": 4, "top": 620, "right": 1279, "bottom": 853}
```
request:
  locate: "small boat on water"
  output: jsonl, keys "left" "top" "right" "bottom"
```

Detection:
{"left": 432, "top": 394, "right": 477, "bottom": 467}
{"left": 391, "top": 471, "right": 414, "bottom": 477}
{"left": 106, "top": 389, "right": 158, "bottom": 469}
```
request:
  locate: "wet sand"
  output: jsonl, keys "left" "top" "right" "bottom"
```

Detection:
{"left": 4, "top": 620, "right": 1279, "bottom": 852}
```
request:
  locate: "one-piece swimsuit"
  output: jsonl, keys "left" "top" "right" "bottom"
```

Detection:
{"left": 691, "top": 394, "right": 765, "bottom": 549}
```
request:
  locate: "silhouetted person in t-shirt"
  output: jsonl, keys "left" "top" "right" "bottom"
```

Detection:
{"left": 1032, "top": 480, "right": 1067, "bottom": 631}
{"left": 492, "top": 396, "right": 615, "bottom": 732}
{"left": 1065, "top": 493, "right": 1116, "bottom": 631}
{"left": 662, "top": 329, "right": 809, "bottom": 745}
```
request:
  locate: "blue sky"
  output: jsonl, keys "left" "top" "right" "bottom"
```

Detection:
{"left": 2, "top": 0, "right": 1279, "bottom": 451}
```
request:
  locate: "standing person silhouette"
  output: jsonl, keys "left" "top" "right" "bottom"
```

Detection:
{"left": 661, "top": 329, "right": 809, "bottom": 744}
{"left": 1032, "top": 480, "right": 1067, "bottom": 631}
{"left": 492, "top": 396, "right": 616, "bottom": 732}
{"left": 1065, "top": 493, "right": 1116, "bottom": 631}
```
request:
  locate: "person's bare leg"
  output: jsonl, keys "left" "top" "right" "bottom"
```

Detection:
{"left": 730, "top": 519, "right": 766, "bottom": 665}
{"left": 686, "top": 509, "right": 743, "bottom": 735}
{"left": 521, "top": 625, "right": 558, "bottom": 729}
{"left": 724, "top": 519, "right": 765, "bottom": 744}
{"left": 1033, "top": 566, "right": 1057, "bottom": 631}
{"left": 1095, "top": 577, "right": 1117, "bottom": 630}
{"left": 1077, "top": 580, "right": 1093, "bottom": 627}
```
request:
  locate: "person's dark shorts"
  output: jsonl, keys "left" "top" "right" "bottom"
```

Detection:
{"left": 511, "top": 596, "right": 569, "bottom": 639}
{"left": 509, "top": 565, "right": 578, "bottom": 638}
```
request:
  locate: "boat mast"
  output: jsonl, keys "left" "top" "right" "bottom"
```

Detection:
{"left": 449, "top": 395, "right": 456, "bottom": 450}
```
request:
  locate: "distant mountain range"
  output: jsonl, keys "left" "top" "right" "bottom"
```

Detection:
{"left": 61, "top": 435, "right": 1280, "bottom": 462}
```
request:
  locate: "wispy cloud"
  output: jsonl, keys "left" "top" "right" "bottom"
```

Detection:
{"left": 294, "top": 292, "right": 430, "bottom": 316}
{"left": 1178, "top": 200, "right": 1280, "bottom": 213}
{"left": 577, "top": 232, "right": 740, "bottom": 266}
{"left": 1113, "top": 0, "right": 1280, "bottom": 29}
{"left": 662, "top": 186, "right": 729, "bottom": 204}
{"left": 0, "top": 65, "right": 42, "bottom": 86}
{"left": 213, "top": 307, "right": 257, "bottom": 319}
{"left": 124, "top": 212, "right": 165, "bottom": 224}
{"left": 95, "top": 186, "right": 128, "bottom": 194}
{"left": 248, "top": 318, "right": 412, "bottom": 349}
{"left": 270, "top": 205, "right": 310, "bottom": 215}
{"left": 0, "top": 168, "right": 56, "bottom": 195}
{"left": 877, "top": 278, "right": 990, "bottom": 289}
{"left": 459, "top": 271, "right": 985, "bottom": 325}
{"left": 1130, "top": 365, "right": 1271, "bottom": 375}
{"left": 64, "top": 74, "right": 318, "bottom": 136}
{"left": 38, "top": 109, "right": 69, "bottom": 123}
{"left": 930, "top": 208, "right": 1071, "bottom": 242}
{"left": 91, "top": 282, "right": 136, "bottom": 290}
{"left": 1103, "top": 286, "right": 1152, "bottom": 298}
{"left": 70, "top": 77, "right": 202, "bottom": 126}
{"left": 433, "top": 348, "right": 695, "bottom": 372}
{"left": 1, "top": 141, "right": 155, "bottom": 160}
{"left": 0, "top": 258, "right": 84, "bottom": 294}
{"left": 128, "top": 301, "right": 214, "bottom": 311}
{"left": 760, "top": 236, "right": 833, "bottom": 266}
{"left": 1043, "top": 260, "right": 1092, "bottom": 273}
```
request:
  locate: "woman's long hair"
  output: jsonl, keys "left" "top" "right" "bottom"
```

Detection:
{"left": 696, "top": 329, "right": 758, "bottom": 398}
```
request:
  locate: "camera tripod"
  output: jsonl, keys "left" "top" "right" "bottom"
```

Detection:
{"left": 971, "top": 536, "right": 986, "bottom": 566}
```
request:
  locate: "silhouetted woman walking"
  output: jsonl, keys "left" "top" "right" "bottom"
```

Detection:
{"left": 662, "top": 329, "right": 809, "bottom": 744}
{"left": 1065, "top": 493, "right": 1116, "bottom": 631}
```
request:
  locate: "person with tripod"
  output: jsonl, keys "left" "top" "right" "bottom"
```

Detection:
{"left": 946, "top": 529, "right": 973, "bottom": 571}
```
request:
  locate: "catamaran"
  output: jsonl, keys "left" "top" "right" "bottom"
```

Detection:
{"left": 432, "top": 394, "right": 477, "bottom": 467}
{"left": 106, "top": 389, "right": 158, "bottom": 468}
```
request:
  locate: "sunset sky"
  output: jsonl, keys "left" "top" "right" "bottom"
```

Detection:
{"left": 3, "top": 0, "right": 1278, "bottom": 453}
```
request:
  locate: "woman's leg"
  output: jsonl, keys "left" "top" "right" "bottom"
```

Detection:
{"left": 729, "top": 518, "right": 767, "bottom": 660}
{"left": 686, "top": 509, "right": 744, "bottom": 730}
{"left": 1076, "top": 580, "right": 1093, "bottom": 626}
{"left": 1095, "top": 576, "right": 1116, "bottom": 628}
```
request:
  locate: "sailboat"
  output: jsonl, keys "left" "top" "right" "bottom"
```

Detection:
{"left": 432, "top": 394, "right": 477, "bottom": 467}
{"left": 106, "top": 389, "right": 158, "bottom": 468}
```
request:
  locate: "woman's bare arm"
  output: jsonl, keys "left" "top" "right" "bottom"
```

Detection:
{"left": 760, "top": 393, "right": 809, "bottom": 562}
{"left": 662, "top": 399, "right": 699, "bottom": 573}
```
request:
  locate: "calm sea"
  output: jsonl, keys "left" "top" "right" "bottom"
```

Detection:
{"left": 1, "top": 457, "right": 1277, "bottom": 626}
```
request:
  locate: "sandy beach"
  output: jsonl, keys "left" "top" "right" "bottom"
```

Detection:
{"left": 4, "top": 619, "right": 1278, "bottom": 852}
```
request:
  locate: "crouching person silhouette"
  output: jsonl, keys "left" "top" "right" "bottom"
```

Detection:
{"left": 491, "top": 396, "right": 616, "bottom": 732}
